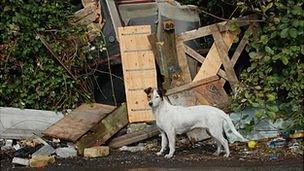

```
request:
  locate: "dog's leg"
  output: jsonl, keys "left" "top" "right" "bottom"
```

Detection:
{"left": 164, "top": 129, "right": 175, "bottom": 159}
{"left": 212, "top": 138, "right": 222, "bottom": 156}
{"left": 156, "top": 130, "right": 168, "bottom": 156}
{"left": 210, "top": 130, "right": 230, "bottom": 157}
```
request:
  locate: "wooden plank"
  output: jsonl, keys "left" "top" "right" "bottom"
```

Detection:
{"left": 184, "top": 44, "right": 205, "bottom": 63}
{"left": 118, "top": 25, "right": 157, "bottom": 123}
{"left": 105, "top": 0, "right": 122, "bottom": 40}
{"left": 193, "top": 31, "right": 234, "bottom": 82}
{"left": 184, "top": 44, "right": 228, "bottom": 80}
{"left": 231, "top": 35, "right": 248, "bottom": 66}
{"left": 74, "top": 103, "right": 116, "bottom": 113}
{"left": 176, "top": 16, "right": 253, "bottom": 42}
{"left": 76, "top": 104, "right": 128, "bottom": 154}
{"left": 43, "top": 103, "right": 115, "bottom": 142}
{"left": 212, "top": 26, "right": 239, "bottom": 91}
{"left": 166, "top": 76, "right": 219, "bottom": 95}
{"left": 108, "top": 126, "right": 159, "bottom": 149}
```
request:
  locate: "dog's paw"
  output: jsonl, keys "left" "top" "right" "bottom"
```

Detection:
{"left": 213, "top": 152, "right": 220, "bottom": 156}
{"left": 164, "top": 154, "right": 173, "bottom": 159}
{"left": 223, "top": 154, "right": 230, "bottom": 158}
{"left": 156, "top": 151, "right": 163, "bottom": 156}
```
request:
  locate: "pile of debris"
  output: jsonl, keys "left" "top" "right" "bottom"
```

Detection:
{"left": 1, "top": 0, "right": 303, "bottom": 169}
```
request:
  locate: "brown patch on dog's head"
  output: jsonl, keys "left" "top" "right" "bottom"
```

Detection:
{"left": 144, "top": 87, "right": 167, "bottom": 101}
{"left": 144, "top": 87, "right": 153, "bottom": 100}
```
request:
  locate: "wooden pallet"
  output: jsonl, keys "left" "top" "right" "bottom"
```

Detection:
{"left": 118, "top": 25, "right": 157, "bottom": 123}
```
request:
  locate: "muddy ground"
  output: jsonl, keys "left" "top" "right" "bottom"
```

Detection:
{"left": 1, "top": 138, "right": 303, "bottom": 170}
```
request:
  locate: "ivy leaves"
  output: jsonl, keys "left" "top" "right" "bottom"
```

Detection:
{"left": 231, "top": 0, "right": 304, "bottom": 130}
{"left": 0, "top": 0, "right": 91, "bottom": 110}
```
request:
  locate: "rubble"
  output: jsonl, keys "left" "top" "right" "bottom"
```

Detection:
{"left": 29, "top": 155, "right": 55, "bottom": 168}
{"left": 83, "top": 146, "right": 110, "bottom": 158}
{"left": 12, "top": 157, "right": 29, "bottom": 166}
{"left": 119, "top": 143, "right": 145, "bottom": 152}
{"left": 0, "top": 0, "right": 303, "bottom": 169}
{"left": 55, "top": 146, "right": 78, "bottom": 158}
{"left": 32, "top": 145, "right": 55, "bottom": 157}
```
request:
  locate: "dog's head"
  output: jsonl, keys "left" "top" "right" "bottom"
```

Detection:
{"left": 144, "top": 87, "right": 166, "bottom": 108}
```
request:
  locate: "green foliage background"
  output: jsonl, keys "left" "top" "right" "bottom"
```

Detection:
{"left": 0, "top": 0, "right": 92, "bottom": 110}
{"left": 179, "top": 0, "right": 304, "bottom": 129}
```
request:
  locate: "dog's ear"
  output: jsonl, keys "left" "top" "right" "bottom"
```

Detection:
{"left": 144, "top": 87, "right": 153, "bottom": 95}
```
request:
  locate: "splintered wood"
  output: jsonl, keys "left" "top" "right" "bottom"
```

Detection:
{"left": 118, "top": 25, "right": 157, "bottom": 123}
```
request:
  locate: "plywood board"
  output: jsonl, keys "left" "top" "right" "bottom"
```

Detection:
{"left": 43, "top": 103, "right": 115, "bottom": 142}
{"left": 118, "top": 25, "right": 157, "bottom": 123}
{"left": 193, "top": 31, "right": 234, "bottom": 81}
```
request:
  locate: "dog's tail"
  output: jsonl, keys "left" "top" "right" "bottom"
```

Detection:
{"left": 223, "top": 116, "right": 248, "bottom": 142}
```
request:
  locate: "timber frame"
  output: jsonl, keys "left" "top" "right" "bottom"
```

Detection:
{"left": 169, "top": 15, "right": 256, "bottom": 107}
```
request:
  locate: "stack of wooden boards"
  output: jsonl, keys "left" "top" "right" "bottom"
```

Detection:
{"left": 43, "top": 103, "right": 159, "bottom": 155}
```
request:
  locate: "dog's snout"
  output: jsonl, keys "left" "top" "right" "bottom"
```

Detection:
{"left": 148, "top": 102, "right": 153, "bottom": 107}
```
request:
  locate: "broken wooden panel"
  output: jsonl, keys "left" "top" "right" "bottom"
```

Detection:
{"left": 194, "top": 80, "right": 229, "bottom": 110}
{"left": 76, "top": 104, "right": 128, "bottom": 154}
{"left": 72, "top": 5, "right": 99, "bottom": 25}
{"left": 108, "top": 126, "right": 159, "bottom": 149}
{"left": 118, "top": 25, "right": 157, "bottom": 123}
{"left": 193, "top": 31, "right": 235, "bottom": 82}
{"left": 184, "top": 44, "right": 228, "bottom": 80}
{"left": 43, "top": 103, "right": 115, "bottom": 142}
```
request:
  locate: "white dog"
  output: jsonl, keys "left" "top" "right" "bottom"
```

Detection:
{"left": 144, "top": 87, "right": 247, "bottom": 158}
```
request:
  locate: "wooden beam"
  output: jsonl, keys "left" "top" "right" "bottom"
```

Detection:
{"left": 231, "top": 34, "right": 248, "bottom": 66}
{"left": 76, "top": 104, "right": 128, "bottom": 154}
{"left": 212, "top": 26, "right": 239, "bottom": 91}
{"left": 162, "top": 20, "right": 182, "bottom": 89}
{"left": 108, "top": 126, "right": 159, "bottom": 149}
{"left": 184, "top": 44, "right": 228, "bottom": 80}
{"left": 184, "top": 44, "right": 205, "bottom": 63}
{"left": 176, "top": 16, "right": 254, "bottom": 42}
{"left": 105, "top": 0, "right": 122, "bottom": 40}
{"left": 166, "top": 75, "right": 219, "bottom": 95}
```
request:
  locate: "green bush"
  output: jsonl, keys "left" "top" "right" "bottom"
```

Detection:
{"left": 0, "top": 0, "right": 92, "bottom": 110}
{"left": 231, "top": 1, "right": 304, "bottom": 129}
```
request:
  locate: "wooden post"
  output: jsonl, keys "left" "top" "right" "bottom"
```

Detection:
{"left": 161, "top": 20, "right": 182, "bottom": 89}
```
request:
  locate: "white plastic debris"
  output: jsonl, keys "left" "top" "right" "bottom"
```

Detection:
{"left": 13, "top": 143, "right": 21, "bottom": 151}
{"left": 12, "top": 157, "right": 30, "bottom": 166}
{"left": 32, "top": 145, "right": 55, "bottom": 157}
{"left": 119, "top": 143, "right": 145, "bottom": 152}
